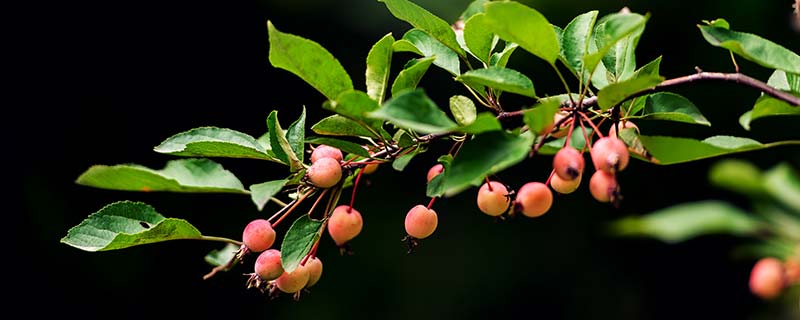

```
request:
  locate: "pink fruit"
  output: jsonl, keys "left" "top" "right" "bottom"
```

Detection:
{"left": 310, "top": 145, "right": 343, "bottom": 163}
{"left": 254, "top": 249, "right": 284, "bottom": 281}
{"left": 275, "top": 266, "right": 310, "bottom": 294}
{"left": 427, "top": 164, "right": 444, "bottom": 182}
{"left": 404, "top": 205, "right": 438, "bottom": 239}
{"left": 608, "top": 120, "right": 639, "bottom": 138}
{"left": 477, "top": 181, "right": 510, "bottom": 216}
{"left": 242, "top": 219, "right": 276, "bottom": 252}
{"left": 550, "top": 173, "right": 581, "bottom": 194}
{"left": 327, "top": 205, "right": 363, "bottom": 246}
{"left": 749, "top": 257, "right": 786, "bottom": 299}
{"left": 302, "top": 257, "right": 323, "bottom": 288}
{"left": 588, "top": 170, "right": 618, "bottom": 203}
{"left": 553, "top": 147, "right": 584, "bottom": 181}
{"left": 307, "top": 157, "right": 342, "bottom": 188}
{"left": 591, "top": 137, "right": 630, "bottom": 173}
{"left": 515, "top": 182, "right": 553, "bottom": 218}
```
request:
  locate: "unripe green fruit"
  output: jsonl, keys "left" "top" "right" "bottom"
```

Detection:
{"left": 242, "top": 219, "right": 276, "bottom": 252}
{"left": 608, "top": 120, "right": 639, "bottom": 138}
{"left": 254, "top": 249, "right": 284, "bottom": 281}
{"left": 310, "top": 145, "right": 343, "bottom": 163}
{"left": 591, "top": 137, "right": 629, "bottom": 173}
{"left": 749, "top": 257, "right": 786, "bottom": 299}
{"left": 327, "top": 205, "right": 363, "bottom": 246}
{"left": 515, "top": 182, "right": 553, "bottom": 218}
{"left": 551, "top": 173, "right": 581, "bottom": 194}
{"left": 404, "top": 205, "right": 438, "bottom": 239}
{"left": 276, "top": 266, "right": 310, "bottom": 294}
{"left": 427, "top": 164, "right": 444, "bottom": 182}
{"left": 588, "top": 170, "right": 618, "bottom": 203}
{"left": 306, "top": 157, "right": 342, "bottom": 188}
{"left": 477, "top": 181, "right": 510, "bottom": 216}
{"left": 553, "top": 147, "right": 584, "bottom": 180}
{"left": 302, "top": 257, "right": 323, "bottom": 288}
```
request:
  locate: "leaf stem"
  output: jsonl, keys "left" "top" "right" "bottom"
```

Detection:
{"left": 197, "top": 236, "right": 243, "bottom": 246}
{"left": 551, "top": 63, "right": 575, "bottom": 106}
{"left": 269, "top": 197, "right": 288, "bottom": 208}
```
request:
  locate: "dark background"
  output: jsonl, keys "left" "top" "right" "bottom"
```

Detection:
{"left": 13, "top": 0, "right": 800, "bottom": 319}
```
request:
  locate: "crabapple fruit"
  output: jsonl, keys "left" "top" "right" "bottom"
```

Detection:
{"left": 553, "top": 147, "right": 584, "bottom": 180}
{"left": 327, "top": 205, "right": 363, "bottom": 246}
{"left": 310, "top": 145, "right": 343, "bottom": 163}
{"left": 550, "top": 112, "right": 571, "bottom": 138}
{"left": 550, "top": 173, "right": 582, "bottom": 194}
{"left": 254, "top": 249, "right": 284, "bottom": 281}
{"left": 404, "top": 205, "right": 438, "bottom": 239}
{"left": 591, "top": 136, "right": 629, "bottom": 173}
{"left": 588, "top": 170, "right": 618, "bottom": 203}
{"left": 362, "top": 163, "right": 379, "bottom": 174}
{"left": 749, "top": 257, "right": 786, "bottom": 299}
{"left": 306, "top": 157, "right": 342, "bottom": 188}
{"left": 515, "top": 182, "right": 553, "bottom": 218}
{"left": 275, "top": 266, "right": 310, "bottom": 294}
{"left": 302, "top": 257, "right": 323, "bottom": 288}
{"left": 427, "top": 164, "right": 444, "bottom": 182}
{"left": 242, "top": 219, "right": 276, "bottom": 252}
{"left": 477, "top": 181, "right": 510, "bottom": 216}
{"left": 608, "top": 120, "right": 639, "bottom": 138}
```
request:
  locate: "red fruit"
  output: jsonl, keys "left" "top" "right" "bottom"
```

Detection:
{"left": 550, "top": 173, "right": 581, "bottom": 194}
{"left": 362, "top": 163, "right": 379, "bottom": 174}
{"left": 302, "top": 257, "right": 323, "bottom": 288}
{"left": 749, "top": 257, "right": 786, "bottom": 299}
{"left": 327, "top": 205, "right": 363, "bottom": 246}
{"left": 242, "top": 219, "right": 276, "bottom": 252}
{"left": 588, "top": 170, "right": 618, "bottom": 203}
{"left": 427, "top": 164, "right": 444, "bottom": 182}
{"left": 477, "top": 181, "right": 510, "bottom": 216}
{"left": 608, "top": 120, "right": 639, "bottom": 138}
{"left": 254, "top": 249, "right": 284, "bottom": 281}
{"left": 275, "top": 266, "right": 310, "bottom": 294}
{"left": 550, "top": 112, "right": 571, "bottom": 138}
{"left": 404, "top": 205, "right": 438, "bottom": 239}
{"left": 553, "top": 147, "right": 584, "bottom": 181}
{"left": 591, "top": 137, "right": 630, "bottom": 173}
{"left": 310, "top": 145, "right": 343, "bottom": 163}
{"left": 515, "top": 182, "right": 553, "bottom": 218}
{"left": 306, "top": 157, "right": 342, "bottom": 188}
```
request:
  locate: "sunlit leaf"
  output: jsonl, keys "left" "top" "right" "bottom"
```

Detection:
{"left": 76, "top": 159, "right": 246, "bottom": 193}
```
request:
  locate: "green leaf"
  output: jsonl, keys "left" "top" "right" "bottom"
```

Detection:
{"left": 440, "top": 131, "right": 534, "bottom": 196}
{"left": 402, "top": 29, "right": 460, "bottom": 76}
{"left": 742, "top": 96, "right": 800, "bottom": 128}
{"left": 705, "top": 18, "right": 730, "bottom": 29}
{"left": 379, "top": 0, "right": 465, "bottom": 57}
{"left": 561, "top": 11, "right": 599, "bottom": 76}
{"left": 280, "top": 215, "right": 323, "bottom": 273}
{"left": 426, "top": 154, "right": 453, "bottom": 197}
{"left": 460, "top": 0, "right": 488, "bottom": 20}
{"left": 708, "top": 159, "right": 766, "bottom": 197}
{"left": 457, "top": 67, "right": 536, "bottom": 98}
{"left": 76, "top": 159, "right": 246, "bottom": 193}
{"left": 631, "top": 56, "right": 662, "bottom": 80}
{"left": 635, "top": 135, "right": 800, "bottom": 165}
{"left": 305, "top": 137, "right": 371, "bottom": 158}
{"left": 366, "top": 33, "right": 395, "bottom": 104}
{"left": 268, "top": 111, "right": 304, "bottom": 172}
{"left": 393, "top": 129, "right": 417, "bottom": 148}
{"left": 626, "top": 92, "right": 710, "bottom": 126}
{"left": 205, "top": 243, "right": 240, "bottom": 267}
{"left": 767, "top": 70, "right": 800, "bottom": 93}
{"left": 267, "top": 21, "right": 353, "bottom": 100}
{"left": 523, "top": 99, "right": 560, "bottom": 135}
{"left": 154, "top": 127, "right": 277, "bottom": 162}
{"left": 325, "top": 90, "right": 384, "bottom": 131}
{"left": 286, "top": 107, "right": 306, "bottom": 163}
{"left": 584, "top": 13, "right": 648, "bottom": 77}
{"left": 392, "top": 39, "right": 423, "bottom": 55}
{"left": 699, "top": 23, "right": 800, "bottom": 74}
{"left": 611, "top": 200, "right": 764, "bottom": 243}
{"left": 370, "top": 89, "right": 457, "bottom": 134}
{"left": 483, "top": 1, "right": 560, "bottom": 64}
{"left": 449, "top": 95, "right": 477, "bottom": 126}
{"left": 600, "top": 19, "right": 643, "bottom": 82}
{"left": 463, "top": 13, "right": 495, "bottom": 63}
{"left": 61, "top": 201, "right": 204, "bottom": 252}
{"left": 455, "top": 112, "right": 502, "bottom": 134}
{"left": 763, "top": 163, "right": 800, "bottom": 213}
{"left": 392, "top": 148, "right": 422, "bottom": 172}
{"left": 490, "top": 42, "right": 518, "bottom": 68}
{"left": 250, "top": 179, "right": 288, "bottom": 211}
{"left": 597, "top": 74, "right": 663, "bottom": 111}
{"left": 311, "top": 115, "right": 379, "bottom": 138}
{"left": 539, "top": 127, "right": 594, "bottom": 155}
{"left": 391, "top": 57, "right": 436, "bottom": 96}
